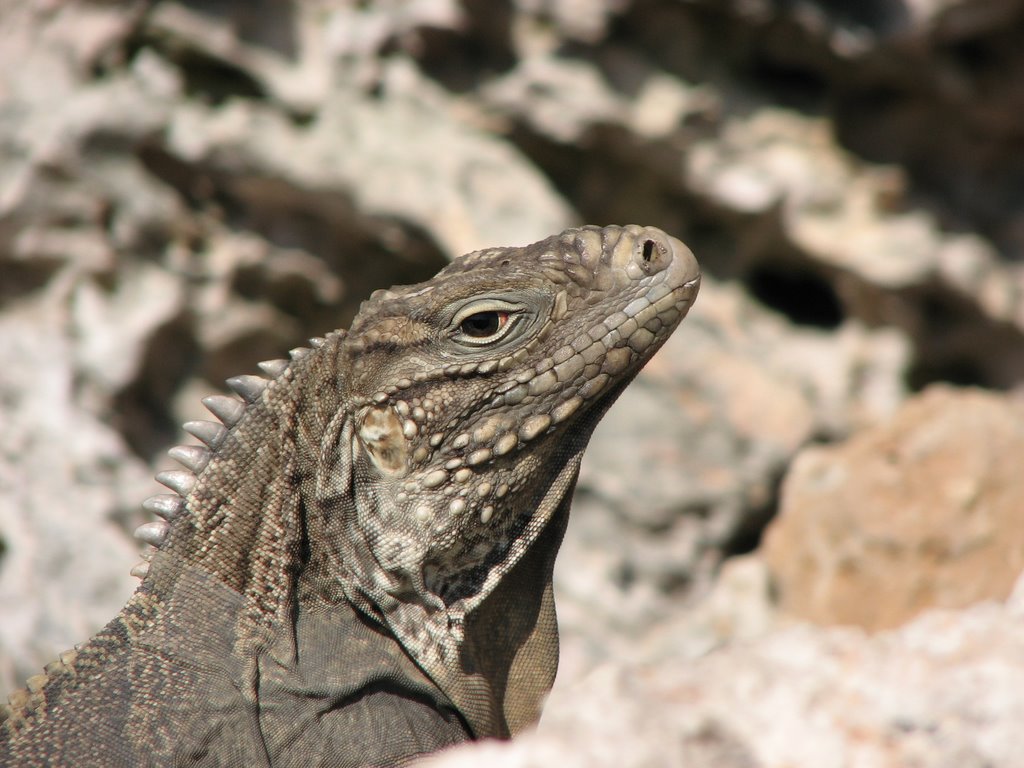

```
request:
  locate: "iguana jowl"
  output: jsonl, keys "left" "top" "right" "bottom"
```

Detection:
{"left": 0, "top": 225, "right": 700, "bottom": 767}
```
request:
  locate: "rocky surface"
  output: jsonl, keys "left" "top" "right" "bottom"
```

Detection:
{"left": 3, "top": 0, "right": 1024, "bottom": 760}
{"left": 763, "top": 385, "right": 1024, "bottom": 631}
{"left": 426, "top": 570, "right": 1024, "bottom": 768}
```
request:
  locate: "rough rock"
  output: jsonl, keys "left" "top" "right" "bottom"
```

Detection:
{"left": 684, "top": 105, "right": 1024, "bottom": 387}
{"left": 763, "top": 385, "right": 1024, "bottom": 631}
{"left": 558, "top": 276, "right": 906, "bottom": 678}
{"left": 424, "top": 572, "right": 1024, "bottom": 768}
{"left": 0, "top": 302, "right": 153, "bottom": 695}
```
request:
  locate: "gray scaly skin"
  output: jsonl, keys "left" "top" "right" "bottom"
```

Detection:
{"left": 0, "top": 225, "right": 700, "bottom": 767}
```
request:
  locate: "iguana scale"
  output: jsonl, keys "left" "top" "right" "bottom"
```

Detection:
{"left": 0, "top": 225, "right": 700, "bottom": 767}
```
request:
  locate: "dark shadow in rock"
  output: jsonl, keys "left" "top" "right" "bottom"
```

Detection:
{"left": 746, "top": 263, "right": 844, "bottom": 328}
{"left": 126, "top": 28, "right": 266, "bottom": 105}
{"left": 813, "top": 0, "right": 912, "bottom": 35}
{"left": 180, "top": 0, "right": 299, "bottom": 60}
{"left": 112, "top": 312, "right": 201, "bottom": 462}
{"left": 905, "top": 288, "right": 1024, "bottom": 391}
{"left": 739, "top": 54, "right": 830, "bottom": 112}
{"left": 173, "top": 48, "right": 266, "bottom": 104}
{"left": 720, "top": 467, "right": 786, "bottom": 558}
{"left": 610, "top": 0, "right": 717, "bottom": 85}
{"left": 137, "top": 142, "right": 223, "bottom": 213}
{"left": 0, "top": 258, "right": 66, "bottom": 308}
{"left": 416, "top": 0, "right": 517, "bottom": 91}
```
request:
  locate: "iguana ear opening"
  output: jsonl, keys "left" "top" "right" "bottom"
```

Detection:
{"left": 354, "top": 405, "right": 410, "bottom": 477}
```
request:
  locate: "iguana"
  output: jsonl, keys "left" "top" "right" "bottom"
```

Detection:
{"left": 0, "top": 224, "right": 700, "bottom": 767}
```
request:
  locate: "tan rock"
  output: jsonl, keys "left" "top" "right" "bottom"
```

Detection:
{"left": 763, "top": 384, "right": 1024, "bottom": 630}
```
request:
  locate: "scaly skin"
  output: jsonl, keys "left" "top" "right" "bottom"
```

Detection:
{"left": 0, "top": 225, "right": 699, "bottom": 767}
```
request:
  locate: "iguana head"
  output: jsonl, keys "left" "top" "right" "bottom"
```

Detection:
{"left": 328, "top": 225, "right": 699, "bottom": 641}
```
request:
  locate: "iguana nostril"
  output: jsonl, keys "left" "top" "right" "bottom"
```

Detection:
{"left": 636, "top": 230, "right": 672, "bottom": 275}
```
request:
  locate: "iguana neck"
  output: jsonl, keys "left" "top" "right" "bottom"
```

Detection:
{"left": 151, "top": 334, "right": 348, "bottom": 648}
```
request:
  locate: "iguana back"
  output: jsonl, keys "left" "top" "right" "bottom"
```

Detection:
{"left": 0, "top": 225, "right": 700, "bottom": 767}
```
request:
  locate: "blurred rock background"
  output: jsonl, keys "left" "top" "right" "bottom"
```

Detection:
{"left": 2, "top": 1, "right": 1024, "bottom": 765}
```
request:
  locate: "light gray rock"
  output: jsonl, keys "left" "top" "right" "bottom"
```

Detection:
{"left": 424, "top": 572, "right": 1024, "bottom": 768}
{"left": 0, "top": 302, "right": 152, "bottom": 695}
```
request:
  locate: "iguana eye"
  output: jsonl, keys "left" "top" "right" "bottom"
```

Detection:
{"left": 460, "top": 311, "right": 508, "bottom": 338}
{"left": 451, "top": 299, "right": 524, "bottom": 346}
